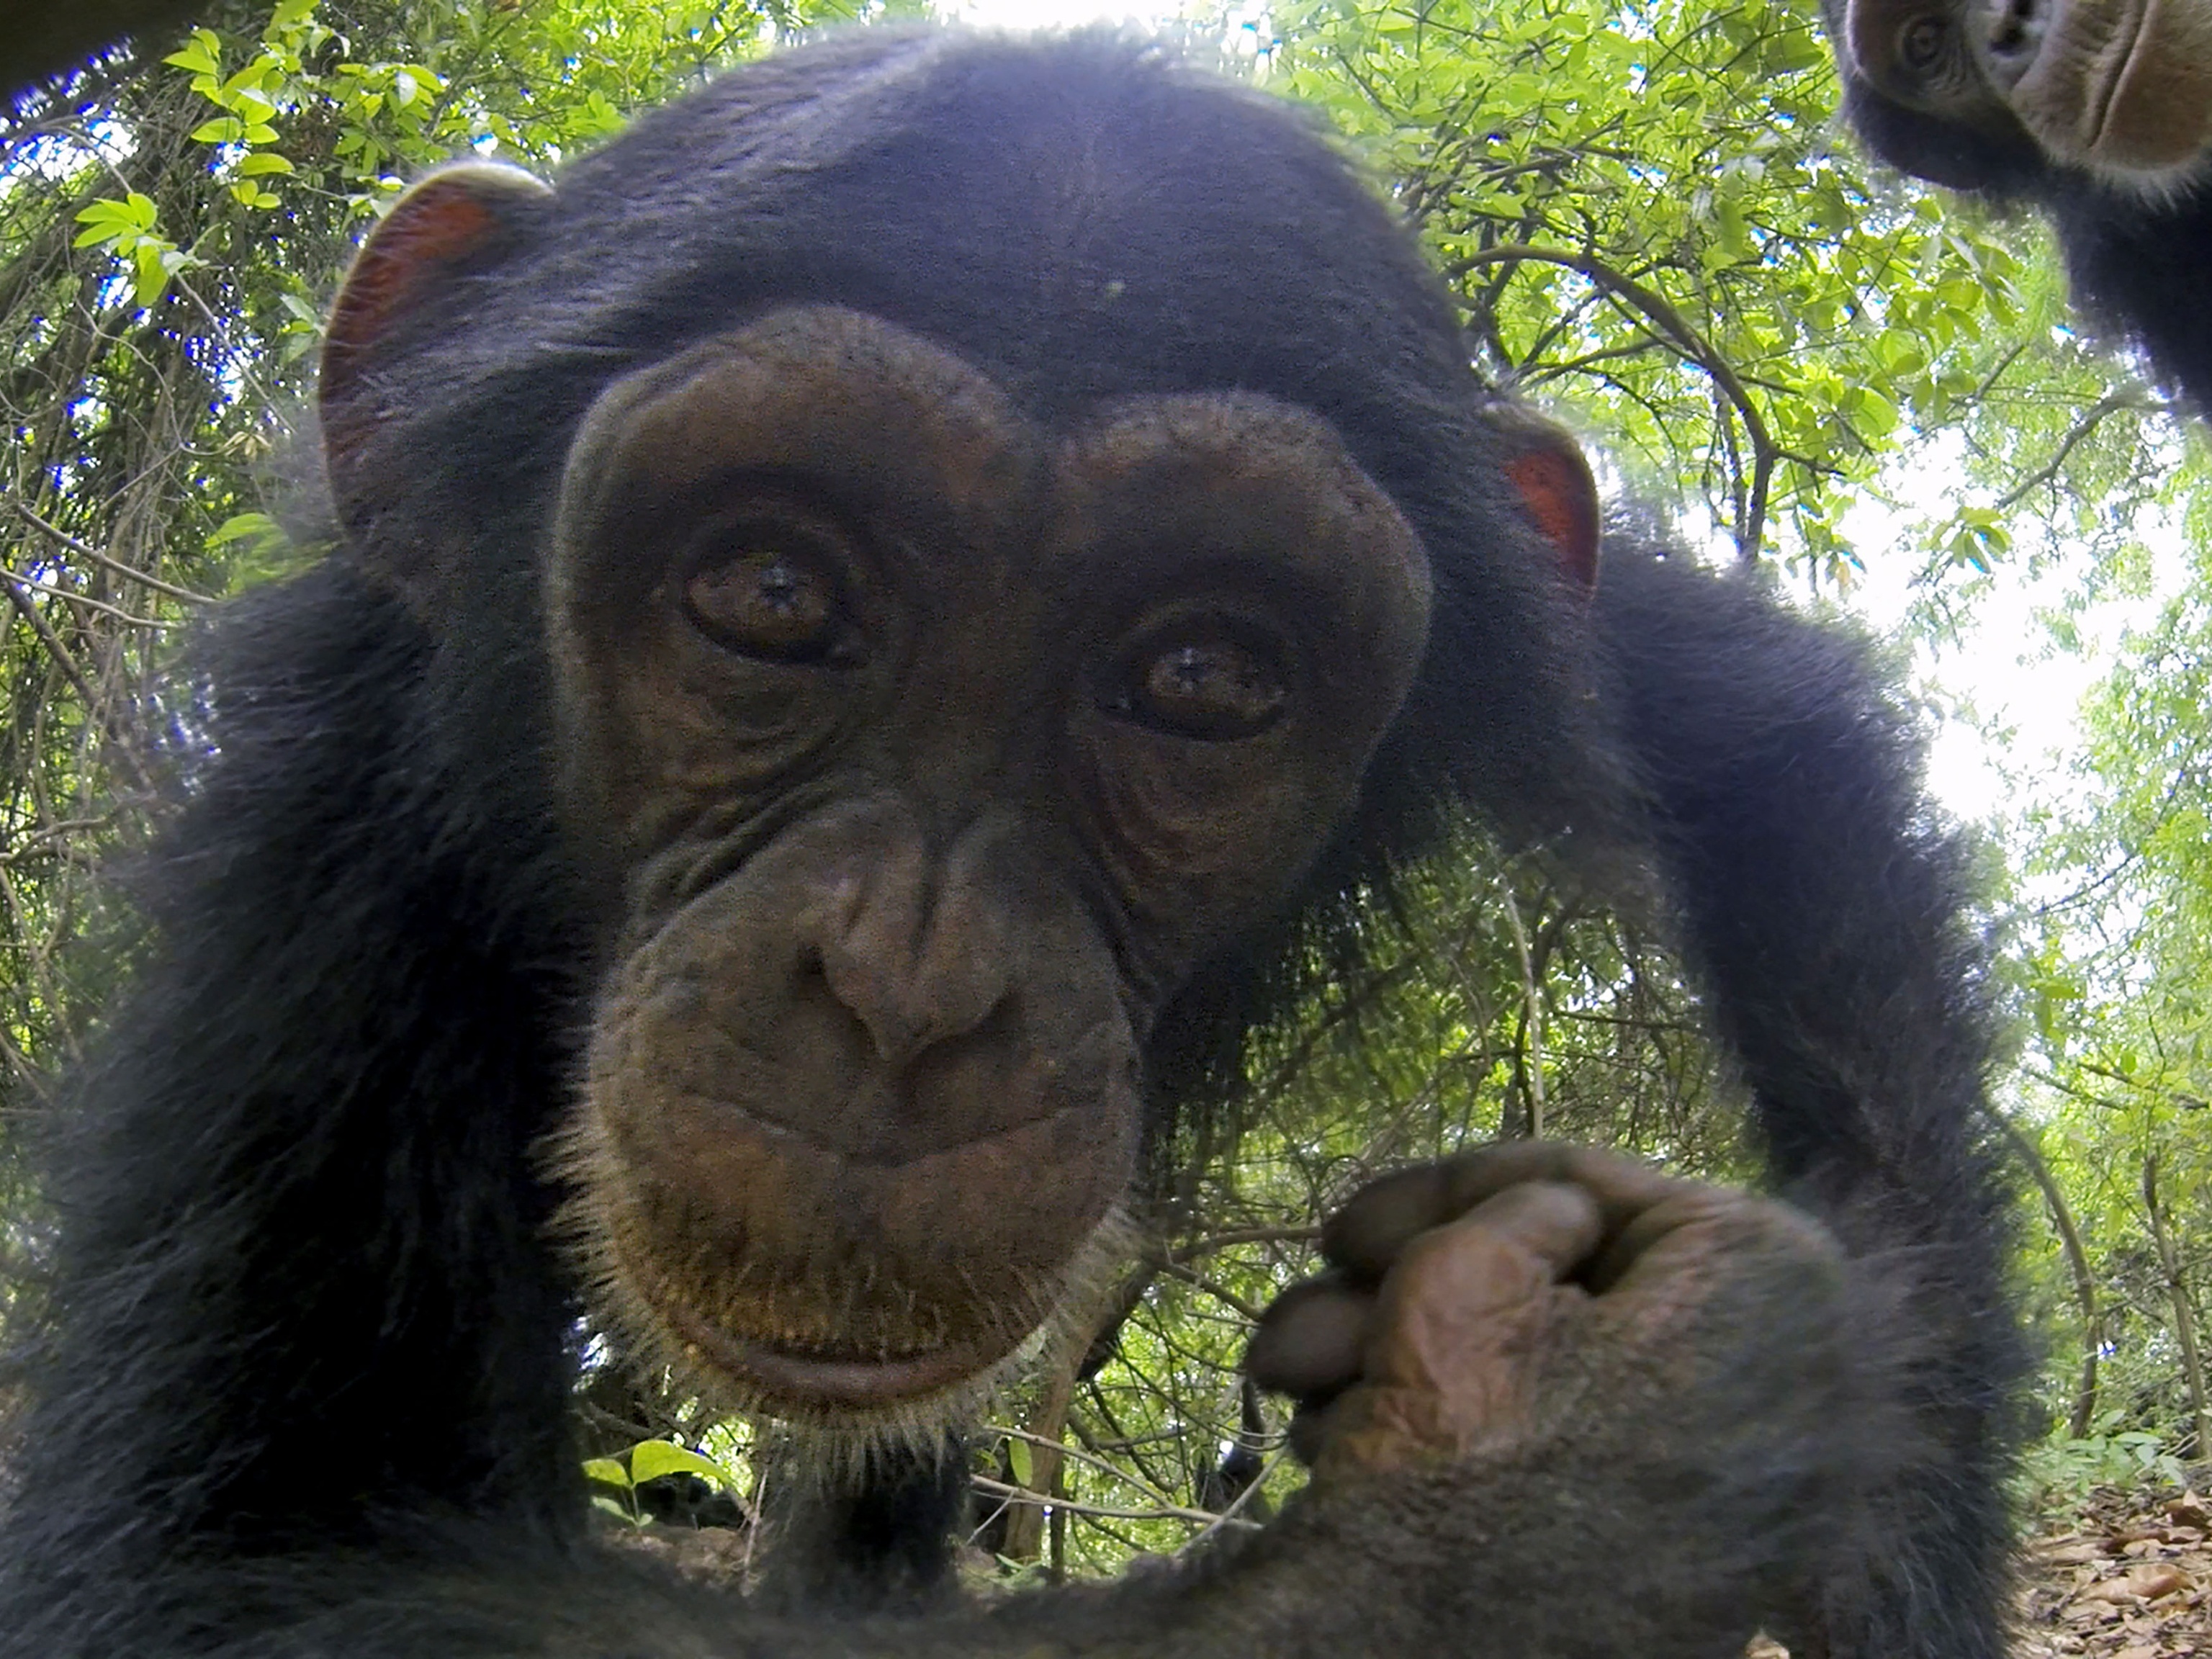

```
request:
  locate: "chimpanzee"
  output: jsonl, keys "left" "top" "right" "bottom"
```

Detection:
{"left": 1193, "top": 1380, "right": 1272, "bottom": 1519}
{"left": 0, "top": 26, "right": 2021, "bottom": 1659}
{"left": 0, "top": 0, "right": 199, "bottom": 96}
{"left": 621, "top": 1473, "right": 749, "bottom": 1533}
{"left": 1822, "top": 0, "right": 2212, "bottom": 406}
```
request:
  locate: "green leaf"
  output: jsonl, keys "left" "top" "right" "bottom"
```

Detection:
{"left": 580, "top": 1457, "right": 631, "bottom": 1490}
{"left": 235, "top": 153, "right": 295, "bottom": 176}
{"left": 132, "top": 244, "right": 170, "bottom": 309}
{"left": 1005, "top": 1436, "right": 1033, "bottom": 1489}
{"left": 210, "top": 512, "right": 280, "bottom": 547}
{"left": 1715, "top": 197, "right": 1749, "bottom": 261}
{"left": 222, "top": 70, "right": 274, "bottom": 103}
{"left": 627, "top": 1441, "right": 732, "bottom": 1488}
{"left": 161, "top": 32, "right": 221, "bottom": 76}
{"left": 74, "top": 193, "right": 157, "bottom": 236}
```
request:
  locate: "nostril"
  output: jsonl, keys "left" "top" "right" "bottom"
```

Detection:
{"left": 968, "top": 989, "right": 1020, "bottom": 1046}
{"left": 868, "top": 989, "right": 1012, "bottom": 1074}
{"left": 811, "top": 950, "right": 920, "bottom": 1067}
{"left": 1984, "top": 0, "right": 2043, "bottom": 72}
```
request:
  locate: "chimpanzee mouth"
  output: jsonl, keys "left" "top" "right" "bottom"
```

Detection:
{"left": 641, "top": 1277, "right": 1012, "bottom": 1412}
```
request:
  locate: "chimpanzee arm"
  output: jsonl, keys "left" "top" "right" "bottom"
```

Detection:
{"left": 166, "top": 1148, "right": 1850, "bottom": 1658}
{"left": 1594, "top": 549, "right": 2020, "bottom": 1654}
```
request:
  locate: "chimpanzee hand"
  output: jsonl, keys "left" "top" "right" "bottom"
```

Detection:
{"left": 1238, "top": 1142, "right": 1858, "bottom": 1649}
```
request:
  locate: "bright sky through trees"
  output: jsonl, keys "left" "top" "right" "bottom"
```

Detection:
{"left": 945, "top": 0, "right": 1169, "bottom": 30}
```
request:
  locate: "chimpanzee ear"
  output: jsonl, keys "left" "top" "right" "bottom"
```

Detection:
{"left": 320, "top": 163, "right": 552, "bottom": 531}
{"left": 1477, "top": 404, "right": 1601, "bottom": 598}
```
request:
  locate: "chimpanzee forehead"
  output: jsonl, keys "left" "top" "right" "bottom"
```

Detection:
{"left": 538, "top": 29, "right": 1474, "bottom": 436}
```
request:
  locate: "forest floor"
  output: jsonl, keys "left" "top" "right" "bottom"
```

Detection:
{"left": 2013, "top": 1484, "right": 2210, "bottom": 1658}
{"left": 607, "top": 1474, "right": 2212, "bottom": 1654}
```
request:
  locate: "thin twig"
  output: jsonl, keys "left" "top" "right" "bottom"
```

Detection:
{"left": 966, "top": 1475, "right": 1261, "bottom": 1532}
{"left": 983, "top": 1424, "right": 1183, "bottom": 1509}
{"left": 10, "top": 497, "right": 215, "bottom": 603}
{"left": 1991, "top": 394, "right": 2140, "bottom": 513}
{"left": 1178, "top": 1447, "right": 1287, "bottom": 1552}
{"left": 1452, "top": 242, "right": 1778, "bottom": 557}
{"left": 0, "top": 570, "right": 167, "bottom": 628}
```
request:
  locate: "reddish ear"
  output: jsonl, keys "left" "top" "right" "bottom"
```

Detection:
{"left": 1479, "top": 405, "right": 1600, "bottom": 598}
{"left": 321, "top": 163, "right": 552, "bottom": 515}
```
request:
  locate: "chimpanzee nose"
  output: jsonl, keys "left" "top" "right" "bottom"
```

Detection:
{"left": 815, "top": 814, "right": 1020, "bottom": 1071}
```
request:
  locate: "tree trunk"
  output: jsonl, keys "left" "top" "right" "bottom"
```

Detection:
{"left": 2142, "top": 1152, "right": 2212, "bottom": 1457}
{"left": 1985, "top": 1107, "right": 2101, "bottom": 1436}
{"left": 997, "top": 1354, "right": 1076, "bottom": 1565}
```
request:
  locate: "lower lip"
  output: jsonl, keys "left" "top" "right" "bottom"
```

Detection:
{"left": 658, "top": 1294, "right": 995, "bottom": 1408}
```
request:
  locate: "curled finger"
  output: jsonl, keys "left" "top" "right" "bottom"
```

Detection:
{"left": 1362, "top": 1179, "right": 1604, "bottom": 1393}
{"left": 1298, "top": 1181, "right": 1606, "bottom": 1475}
{"left": 1320, "top": 1162, "right": 1457, "bottom": 1282}
{"left": 1323, "top": 1143, "right": 1691, "bottom": 1282}
{"left": 1245, "top": 1269, "right": 1375, "bottom": 1401}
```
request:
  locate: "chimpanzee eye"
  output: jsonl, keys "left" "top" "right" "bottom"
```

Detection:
{"left": 1897, "top": 14, "right": 1949, "bottom": 77}
{"left": 683, "top": 523, "right": 852, "bottom": 664}
{"left": 1115, "top": 631, "right": 1288, "bottom": 740}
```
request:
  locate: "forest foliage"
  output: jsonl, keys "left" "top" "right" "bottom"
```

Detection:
{"left": 3, "top": 0, "right": 2209, "bottom": 1577}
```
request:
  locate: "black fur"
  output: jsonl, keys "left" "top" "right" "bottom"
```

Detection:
{"left": 2043, "top": 181, "right": 2212, "bottom": 413}
{"left": 1596, "top": 548, "right": 2020, "bottom": 1651}
{"left": 0, "top": 0, "right": 198, "bottom": 98}
{"left": 0, "top": 29, "right": 2021, "bottom": 1657}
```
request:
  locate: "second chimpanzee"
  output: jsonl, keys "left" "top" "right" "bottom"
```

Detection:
{"left": 0, "top": 0, "right": 195, "bottom": 94}
{"left": 0, "top": 26, "right": 2020, "bottom": 1659}
{"left": 1823, "top": 0, "right": 2212, "bottom": 406}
